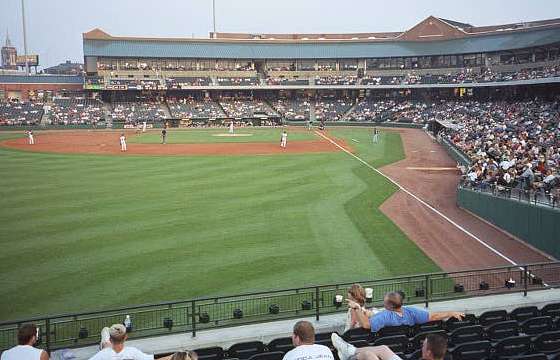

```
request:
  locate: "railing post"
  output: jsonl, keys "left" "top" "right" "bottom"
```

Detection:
{"left": 315, "top": 287, "right": 320, "bottom": 321}
{"left": 523, "top": 266, "right": 528, "bottom": 297}
{"left": 191, "top": 300, "right": 196, "bottom": 337}
{"left": 425, "top": 274, "right": 430, "bottom": 308}
{"left": 45, "top": 318, "right": 51, "bottom": 354}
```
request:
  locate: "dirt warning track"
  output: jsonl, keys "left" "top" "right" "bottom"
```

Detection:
{"left": 379, "top": 128, "right": 553, "bottom": 271}
{"left": 0, "top": 130, "right": 348, "bottom": 156}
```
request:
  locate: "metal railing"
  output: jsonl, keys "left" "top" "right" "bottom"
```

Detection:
{"left": 459, "top": 180, "right": 559, "bottom": 209}
{"left": 1, "top": 261, "right": 559, "bottom": 353}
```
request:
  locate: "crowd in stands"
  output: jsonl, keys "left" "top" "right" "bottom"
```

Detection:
{"left": 166, "top": 77, "right": 212, "bottom": 88}
{"left": 49, "top": 98, "right": 105, "bottom": 125}
{"left": 0, "top": 100, "right": 44, "bottom": 126}
{"left": 315, "top": 98, "right": 353, "bottom": 121}
{"left": 108, "top": 79, "right": 162, "bottom": 90}
{"left": 168, "top": 98, "right": 225, "bottom": 119}
{"left": 315, "top": 75, "right": 357, "bottom": 86}
{"left": 434, "top": 100, "right": 560, "bottom": 197}
{"left": 346, "top": 100, "right": 397, "bottom": 121}
{"left": 110, "top": 101, "right": 167, "bottom": 123}
{"left": 266, "top": 77, "right": 309, "bottom": 86}
{"left": 219, "top": 99, "right": 276, "bottom": 118}
{"left": 216, "top": 77, "right": 260, "bottom": 86}
{"left": 272, "top": 99, "right": 311, "bottom": 121}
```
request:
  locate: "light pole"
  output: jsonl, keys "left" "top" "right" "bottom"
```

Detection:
{"left": 21, "top": 0, "right": 29, "bottom": 75}
{"left": 212, "top": 0, "right": 216, "bottom": 38}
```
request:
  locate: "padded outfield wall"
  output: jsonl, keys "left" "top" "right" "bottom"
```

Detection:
{"left": 457, "top": 187, "right": 560, "bottom": 260}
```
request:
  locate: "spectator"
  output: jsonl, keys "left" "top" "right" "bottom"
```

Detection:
{"left": 170, "top": 351, "right": 197, "bottom": 360}
{"left": 282, "top": 321, "right": 334, "bottom": 360}
{"left": 90, "top": 324, "right": 173, "bottom": 360}
{"left": 344, "top": 284, "right": 379, "bottom": 332}
{"left": 347, "top": 291, "right": 464, "bottom": 332}
{"left": 1, "top": 323, "right": 49, "bottom": 360}
{"left": 332, "top": 333, "right": 447, "bottom": 360}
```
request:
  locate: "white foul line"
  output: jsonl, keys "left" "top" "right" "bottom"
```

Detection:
{"left": 315, "top": 130, "right": 521, "bottom": 266}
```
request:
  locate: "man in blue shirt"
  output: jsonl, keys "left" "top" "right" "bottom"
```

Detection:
{"left": 346, "top": 291, "right": 464, "bottom": 332}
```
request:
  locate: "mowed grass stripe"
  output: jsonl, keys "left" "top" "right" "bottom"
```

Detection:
{"left": 0, "top": 128, "right": 440, "bottom": 320}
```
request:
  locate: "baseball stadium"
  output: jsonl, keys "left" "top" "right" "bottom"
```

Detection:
{"left": 1, "top": 1, "right": 560, "bottom": 359}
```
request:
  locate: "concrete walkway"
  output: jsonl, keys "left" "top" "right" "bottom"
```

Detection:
{"left": 68, "top": 288, "right": 560, "bottom": 359}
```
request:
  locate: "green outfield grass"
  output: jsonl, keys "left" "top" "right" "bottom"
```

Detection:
{"left": 129, "top": 127, "right": 317, "bottom": 144}
{"left": 0, "top": 128, "right": 440, "bottom": 321}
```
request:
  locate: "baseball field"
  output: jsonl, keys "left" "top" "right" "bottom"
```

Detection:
{"left": 0, "top": 128, "right": 441, "bottom": 321}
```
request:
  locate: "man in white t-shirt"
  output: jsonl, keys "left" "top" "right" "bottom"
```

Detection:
{"left": 89, "top": 324, "right": 172, "bottom": 360}
{"left": 282, "top": 321, "right": 334, "bottom": 360}
{"left": 1, "top": 323, "right": 49, "bottom": 360}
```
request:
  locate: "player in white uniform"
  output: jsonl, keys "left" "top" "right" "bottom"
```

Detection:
{"left": 119, "top": 133, "right": 127, "bottom": 152}
{"left": 1, "top": 324, "right": 49, "bottom": 360}
{"left": 229, "top": 121, "right": 234, "bottom": 134}
{"left": 142, "top": 121, "right": 147, "bottom": 133}
{"left": 280, "top": 130, "right": 288, "bottom": 148}
{"left": 372, "top": 127, "right": 379, "bottom": 144}
{"left": 27, "top": 130, "right": 35, "bottom": 145}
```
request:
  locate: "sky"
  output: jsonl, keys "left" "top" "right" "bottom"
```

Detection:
{"left": 1, "top": 0, "right": 560, "bottom": 69}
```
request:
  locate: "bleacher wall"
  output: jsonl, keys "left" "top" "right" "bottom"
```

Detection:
{"left": 457, "top": 187, "right": 560, "bottom": 260}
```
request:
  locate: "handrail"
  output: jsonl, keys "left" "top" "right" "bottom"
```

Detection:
{"left": 1, "top": 261, "right": 558, "bottom": 353}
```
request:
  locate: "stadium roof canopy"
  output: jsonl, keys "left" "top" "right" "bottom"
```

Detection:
{"left": 83, "top": 16, "right": 560, "bottom": 59}
{"left": 0, "top": 75, "right": 83, "bottom": 84}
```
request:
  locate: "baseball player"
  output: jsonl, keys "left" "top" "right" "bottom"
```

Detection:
{"left": 280, "top": 130, "right": 288, "bottom": 148}
{"left": 27, "top": 130, "right": 35, "bottom": 145}
{"left": 373, "top": 127, "right": 379, "bottom": 144}
{"left": 119, "top": 133, "right": 127, "bottom": 152}
{"left": 142, "top": 121, "right": 147, "bottom": 133}
{"left": 307, "top": 119, "right": 312, "bottom": 131}
{"left": 161, "top": 128, "right": 167, "bottom": 144}
{"left": 229, "top": 121, "right": 234, "bottom": 134}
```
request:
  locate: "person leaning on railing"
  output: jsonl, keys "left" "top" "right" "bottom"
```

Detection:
{"left": 346, "top": 291, "right": 464, "bottom": 333}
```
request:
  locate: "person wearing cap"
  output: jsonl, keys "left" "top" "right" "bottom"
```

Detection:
{"left": 346, "top": 291, "right": 464, "bottom": 333}
{"left": 90, "top": 324, "right": 173, "bottom": 360}
{"left": 1, "top": 323, "right": 49, "bottom": 360}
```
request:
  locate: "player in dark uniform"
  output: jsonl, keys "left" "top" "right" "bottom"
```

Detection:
{"left": 161, "top": 128, "right": 167, "bottom": 144}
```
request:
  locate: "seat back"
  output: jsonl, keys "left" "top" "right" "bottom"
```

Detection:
{"left": 479, "top": 310, "right": 508, "bottom": 326}
{"left": 520, "top": 316, "right": 553, "bottom": 335}
{"left": 510, "top": 306, "right": 540, "bottom": 322}
{"left": 372, "top": 335, "right": 409, "bottom": 354}
{"left": 450, "top": 340, "right": 492, "bottom": 360}
{"left": 446, "top": 314, "right": 477, "bottom": 332}
{"left": 486, "top": 320, "right": 519, "bottom": 341}
{"left": 195, "top": 347, "right": 225, "bottom": 360}
{"left": 532, "top": 330, "right": 560, "bottom": 354}
{"left": 247, "top": 352, "right": 284, "bottom": 360}
{"left": 315, "top": 332, "right": 333, "bottom": 348}
{"left": 376, "top": 325, "right": 410, "bottom": 338}
{"left": 267, "top": 337, "right": 294, "bottom": 353}
{"left": 449, "top": 325, "right": 484, "bottom": 346}
{"left": 416, "top": 320, "right": 443, "bottom": 333}
{"left": 541, "top": 302, "right": 560, "bottom": 318}
{"left": 342, "top": 327, "right": 372, "bottom": 342}
{"left": 228, "top": 341, "right": 265, "bottom": 360}
{"left": 494, "top": 335, "right": 532, "bottom": 357}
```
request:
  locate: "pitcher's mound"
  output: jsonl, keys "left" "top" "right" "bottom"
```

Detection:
{"left": 212, "top": 133, "right": 254, "bottom": 137}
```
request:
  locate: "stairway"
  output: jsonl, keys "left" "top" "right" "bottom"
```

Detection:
{"left": 341, "top": 99, "right": 359, "bottom": 121}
